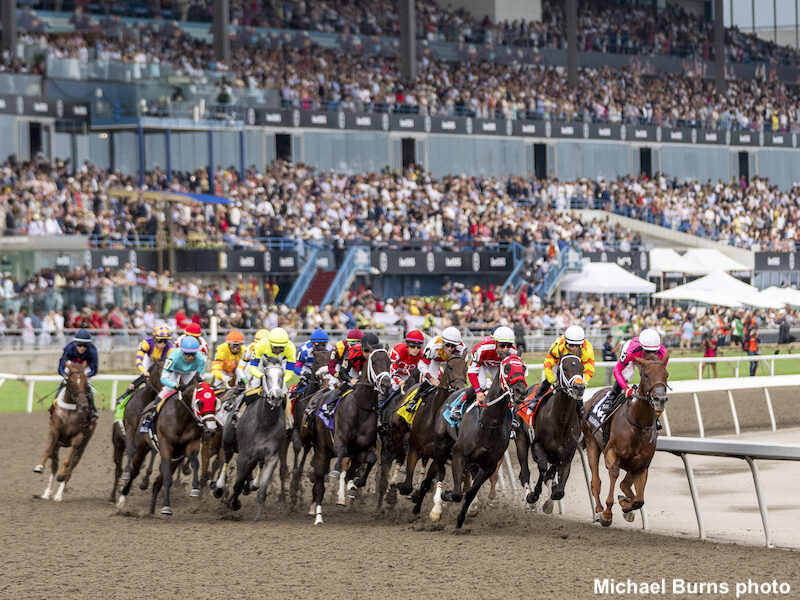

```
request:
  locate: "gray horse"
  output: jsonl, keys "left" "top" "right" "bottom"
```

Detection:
{"left": 223, "top": 357, "right": 287, "bottom": 522}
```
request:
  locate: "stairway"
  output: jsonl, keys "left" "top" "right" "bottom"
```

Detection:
{"left": 299, "top": 269, "right": 337, "bottom": 307}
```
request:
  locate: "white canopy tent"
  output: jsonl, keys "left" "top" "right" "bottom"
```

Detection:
{"left": 560, "top": 263, "right": 656, "bottom": 294}
{"left": 759, "top": 286, "right": 800, "bottom": 307}
{"left": 682, "top": 249, "right": 751, "bottom": 274}
{"left": 653, "top": 270, "right": 783, "bottom": 308}
{"left": 649, "top": 248, "right": 707, "bottom": 276}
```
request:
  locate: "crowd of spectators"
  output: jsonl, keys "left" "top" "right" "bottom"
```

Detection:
{"left": 26, "top": 1, "right": 800, "bottom": 66}
{"left": 1, "top": 156, "right": 645, "bottom": 250}
{"left": 2, "top": 260, "right": 797, "bottom": 362}
{"left": 26, "top": 21, "right": 800, "bottom": 132}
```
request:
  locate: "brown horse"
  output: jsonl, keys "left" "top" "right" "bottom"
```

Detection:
{"left": 200, "top": 375, "right": 239, "bottom": 491}
{"left": 582, "top": 353, "right": 669, "bottom": 526}
{"left": 111, "top": 361, "right": 163, "bottom": 503}
{"left": 389, "top": 355, "right": 468, "bottom": 498}
{"left": 34, "top": 362, "right": 96, "bottom": 502}
{"left": 289, "top": 349, "right": 330, "bottom": 503}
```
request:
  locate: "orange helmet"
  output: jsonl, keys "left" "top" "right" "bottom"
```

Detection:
{"left": 226, "top": 330, "right": 244, "bottom": 344}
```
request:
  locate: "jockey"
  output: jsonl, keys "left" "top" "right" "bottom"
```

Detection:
{"left": 390, "top": 330, "right": 425, "bottom": 393}
{"left": 140, "top": 335, "right": 207, "bottom": 434}
{"left": 592, "top": 328, "right": 668, "bottom": 431}
{"left": 532, "top": 325, "right": 595, "bottom": 417}
{"left": 236, "top": 328, "right": 269, "bottom": 385}
{"left": 130, "top": 325, "right": 173, "bottom": 388}
{"left": 320, "top": 332, "right": 382, "bottom": 419}
{"left": 294, "top": 329, "right": 333, "bottom": 397}
{"left": 451, "top": 326, "right": 516, "bottom": 421}
{"left": 418, "top": 326, "right": 466, "bottom": 392}
{"left": 211, "top": 330, "right": 245, "bottom": 389}
{"left": 244, "top": 327, "right": 300, "bottom": 425}
{"left": 176, "top": 322, "right": 209, "bottom": 358}
{"left": 304, "top": 328, "right": 365, "bottom": 426}
{"left": 327, "top": 328, "right": 364, "bottom": 386}
{"left": 56, "top": 328, "right": 99, "bottom": 420}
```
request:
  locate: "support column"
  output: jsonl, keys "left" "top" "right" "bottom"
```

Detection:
{"left": 566, "top": 0, "right": 578, "bottom": 87}
{"left": 213, "top": 0, "right": 230, "bottom": 64}
{"left": 1, "top": 0, "right": 17, "bottom": 57}
{"left": 165, "top": 128, "right": 172, "bottom": 181}
{"left": 714, "top": 0, "right": 725, "bottom": 94}
{"left": 137, "top": 124, "right": 145, "bottom": 187}
{"left": 399, "top": 0, "right": 416, "bottom": 82}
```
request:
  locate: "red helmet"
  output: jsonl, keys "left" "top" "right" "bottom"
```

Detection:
{"left": 185, "top": 323, "right": 202, "bottom": 337}
{"left": 405, "top": 330, "right": 424, "bottom": 344}
{"left": 346, "top": 329, "right": 364, "bottom": 342}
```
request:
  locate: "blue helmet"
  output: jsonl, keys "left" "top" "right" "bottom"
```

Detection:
{"left": 74, "top": 329, "right": 92, "bottom": 344}
{"left": 310, "top": 329, "right": 329, "bottom": 344}
{"left": 180, "top": 336, "right": 200, "bottom": 353}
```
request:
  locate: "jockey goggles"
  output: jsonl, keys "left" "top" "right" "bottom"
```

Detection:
{"left": 497, "top": 342, "right": 513, "bottom": 349}
{"left": 443, "top": 342, "right": 457, "bottom": 349}
{"left": 76, "top": 343, "right": 88, "bottom": 349}
{"left": 407, "top": 342, "right": 422, "bottom": 349}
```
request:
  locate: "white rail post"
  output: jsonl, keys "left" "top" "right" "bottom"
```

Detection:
{"left": 639, "top": 504, "right": 649, "bottom": 531}
{"left": 577, "top": 445, "right": 597, "bottom": 520}
{"left": 763, "top": 388, "right": 777, "bottom": 432}
{"left": 110, "top": 379, "right": 119, "bottom": 411}
{"left": 744, "top": 457, "right": 773, "bottom": 548}
{"left": 503, "top": 450, "right": 518, "bottom": 499}
{"left": 770, "top": 358, "right": 775, "bottom": 377}
{"left": 727, "top": 390, "right": 740, "bottom": 436}
{"left": 692, "top": 392, "right": 705, "bottom": 438}
{"left": 27, "top": 379, "right": 35, "bottom": 413}
{"left": 679, "top": 452, "right": 706, "bottom": 540}
{"left": 697, "top": 362, "right": 703, "bottom": 380}
{"left": 735, "top": 359, "right": 739, "bottom": 378}
{"left": 661, "top": 408, "right": 672, "bottom": 437}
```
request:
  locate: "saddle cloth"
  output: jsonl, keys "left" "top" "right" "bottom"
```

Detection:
{"left": 517, "top": 385, "right": 552, "bottom": 428}
{"left": 316, "top": 389, "right": 352, "bottom": 431}
{"left": 396, "top": 387, "right": 422, "bottom": 426}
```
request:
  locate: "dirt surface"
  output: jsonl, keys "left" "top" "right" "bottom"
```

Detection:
{"left": 3, "top": 412, "right": 798, "bottom": 600}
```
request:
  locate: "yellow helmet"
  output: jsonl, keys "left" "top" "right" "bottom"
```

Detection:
{"left": 268, "top": 327, "right": 289, "bottom": 346}
{"left": 254, "top": 328, "right": 270, "bottom": 342}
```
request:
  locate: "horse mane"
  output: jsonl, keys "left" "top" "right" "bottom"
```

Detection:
{"left": 264, "top": 355, "right": 283, "bottom": 366}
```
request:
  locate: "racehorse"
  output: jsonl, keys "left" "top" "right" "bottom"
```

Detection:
{"left": 34, "top": 361, "right": 97, "bottom": 502}
{"left": 111, "top": 360, "right": 163, "bottom": 503}
{"left": 118, "top": 379, "right": 216, "bottom": 515}
{"left": 289, "top": 349, "right": 330, "bottom": 502}
{"left": 309, "top": 347, "right": 391, "bottom": 524}
{"left": 417, "top": 355, "right": 528, "bottom": 528}
{"left": 224, "top": 357, "right": 287, "bottom": 521}
{"left": 515, "top": 354, "right": 585, "bottom": 511}
{"left": 389, "top": 355, "right": 468, "bottom": 499}
{"left": 582, "top": 352, "right": 669, "bottom": 526}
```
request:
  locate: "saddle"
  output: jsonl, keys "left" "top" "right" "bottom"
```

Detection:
{"left": 517, "top": 385, "right": 553, "bottom": 428}
{"left": 396, "top": 386, "right": 431, "bottom": 426}
{"left": 587, "top": 389, "right": 625, "bottom": 450}
{"left": 317, "top": 389, "right": 352, "bottom": 431}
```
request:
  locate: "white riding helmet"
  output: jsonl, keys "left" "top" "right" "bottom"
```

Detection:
{"left": 492, "top": 326, "right": 515, "bottom": 344}
{"left": 639, "top": 328, "right": 661, "bottom": 351}
{"left": 564, "top": 325, "right": 585, "bottom": 345}
{"left": 441, "top": 327, "right": 462, "bottom": 346}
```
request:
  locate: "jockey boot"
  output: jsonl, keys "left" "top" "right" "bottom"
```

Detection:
{"left": 656, "top": 417, "right": 663, "bottom": 431}
{"left": 534, "top": 379, "right": 551, "bottom": 402}
{"left": 450, "top": 388, "right": 474, "bottom": 421}
{"left": 139, "top": 406, "right": 157, "bottom": 434}
{"left": 87, "top": 389, "right": 98, "bottom": 421}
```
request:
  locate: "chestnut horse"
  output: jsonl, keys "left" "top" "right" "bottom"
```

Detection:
{"left": 34, "top": 361, "right": 97, "bottom": 502}
{"left": 582, "top": 353, "right": 669, "bottom": 526}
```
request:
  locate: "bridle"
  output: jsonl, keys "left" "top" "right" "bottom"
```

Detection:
{"left": 633, "top": 360, "right": 669, "bottom": 410}
{"left": 261, "top": 363, "right": 285, "bottom": 408}
{"left": 438, "top": 355, "right": 467, "bottom": 395}
{"left": 59, "top": 370, "right": 89, "bottom": 412}
{"left": 483, "top": 359, "right": 526, "bottom": 407}
{"left": 357, "top": 347, "right": 390, "bottom": 393}
{"left": 558, "top": 355, "right": 585, "bottom": 400}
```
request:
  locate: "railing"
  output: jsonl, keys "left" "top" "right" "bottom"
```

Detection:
{"left": 284, "top": 245, "right": 322, "bottom": 308}
{"left": 321, "top": 245, "right": 369, "bottom": 307}
{"left": 535, "top": 249, "right": 583, "bottom": 299}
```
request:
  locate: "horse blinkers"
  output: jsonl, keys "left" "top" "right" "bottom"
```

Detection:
{"left": 193, "top": 385, "right": 219, "bottom": 436}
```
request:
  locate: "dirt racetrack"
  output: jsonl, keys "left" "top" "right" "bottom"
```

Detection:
{"left": 3, "top": 412, "right": 798, "bottom": 600}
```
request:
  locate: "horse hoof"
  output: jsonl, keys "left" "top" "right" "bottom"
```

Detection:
{"left": 396, "top": 482, "right": 412, "bottom": 496}
{"left": 542, "top": 499, "right": 554, "bottom": 514}
{"left": 308, "top": 503, "right": 316, "bottom": 516}
{"left": 121, "top": 472, "right": 130, "bottom": 483}
{"left": 551, "top": 490, "right": 565, "bottom": 501}
{"left": 525, "top": 491, "right": 537, "bottom": 505}
{"left": 385, "top": 488, "right": 397, "bottom": 505}
{"left": 181, "top": 464, "right": 191, "bottom": 476}
{"left": 412, "top": 504, "right": 421, "bottom": 515}
{"left": 138, "top": 481, "right": 149, "bottom": 491}
{"left": 33, "top": 465, "right": 44, "bottom": 474}
{"left": 631, "top": 501, "right": 644, "bottom": 511}
{"left": 467, "top": 503, "right": 479, "bottom": 518}
{"left": 190, "top": 488, "right": 200, "bottom": 498}
{"left": 314, "top": 515, "right": 323, "bottom": 525}
{"left": 242, "top": 486, "right": 251, "bottom": 496}
{"left": 213, "top": 487, "right": 224, "bottom": 499}
{"left": 600, "top": 517, "right": 612, "bottom": 527}
{"left": 336, "top": 497, "right": 346, "bottom": 506}
{"left": 624, "top": 511, "right": 635, "bottom": 523}
{"left": 117, "top": 496, "right": 126, "bottom": 508}
{"left": 161, "top": 506, "right": 172, "bottom": 516}
{"left": 409, "top": 489, "right": 422, "bottom": 504}
{"left": 230, "top": 499, "right": 241, "bottom": 511}
{"left": 328, "top": 470, "right": 340, "bottom": 481}
{"left": 56, "top": 474, "right": 65, "bottom": 483}
{"left": 429, "top": 509, "right": 441, "bottom": 522}
{"left": 347, "top": 489, "right": 357, "bottom": 499}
